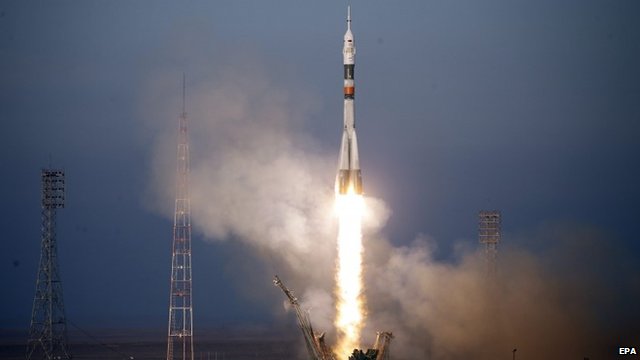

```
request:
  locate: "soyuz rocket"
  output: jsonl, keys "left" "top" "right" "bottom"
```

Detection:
{"left": 336, "top": 6, "right": 363, "bottom": 195}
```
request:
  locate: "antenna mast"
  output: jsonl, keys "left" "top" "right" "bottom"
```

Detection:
{"left": 167, "top": 74, "right": 194, "bottom": 360}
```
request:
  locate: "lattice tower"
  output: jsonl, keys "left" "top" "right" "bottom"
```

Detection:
{"left": 167, "top": 76, "right": 194, "bottom": 360}
{"left": 479, "top": 210, "right": 501, "bottom": 275}
{"left": 26, "top": 169, "right": 72, "bottom": 360}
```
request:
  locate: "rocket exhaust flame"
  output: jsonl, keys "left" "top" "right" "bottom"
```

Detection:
{"left": 334, "top": 189, "right": 365, "bottom": 358}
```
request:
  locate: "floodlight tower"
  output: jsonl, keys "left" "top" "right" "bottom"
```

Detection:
{"left": 167, "top": 76, "right": 194, "bottom": 360}
{"left": 26, "top": 169, "right": 72, "bottom": 360}
{"left": 478, "top": 210, "right": 501, "bottom": 275}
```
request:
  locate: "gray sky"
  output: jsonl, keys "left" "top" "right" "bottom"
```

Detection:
{"left": 1, "top": 1, "right": 639, "bottom": 357}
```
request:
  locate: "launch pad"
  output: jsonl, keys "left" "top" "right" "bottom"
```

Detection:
{"left": 273, "top": 276, "right": 392, "bottom": 360}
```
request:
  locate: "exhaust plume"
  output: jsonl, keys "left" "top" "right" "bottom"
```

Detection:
{"left": 142, "top": 61, "right": 637, "bottom": 359}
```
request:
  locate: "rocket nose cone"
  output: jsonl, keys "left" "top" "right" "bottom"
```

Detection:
{"left": 344, "top": 6, "right": 354, "bottom": 42}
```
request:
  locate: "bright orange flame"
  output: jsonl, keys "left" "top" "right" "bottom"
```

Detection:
{"left": 334, "top": 187, "right": 365, "bottom": 358}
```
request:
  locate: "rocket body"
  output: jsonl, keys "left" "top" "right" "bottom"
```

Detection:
{"left": 336, "top": 6, "right": 362, "bottom": 195}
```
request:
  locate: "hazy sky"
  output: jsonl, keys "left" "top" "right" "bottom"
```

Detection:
{"left": 1, "top": 1, "right": 639, "bottom": 356}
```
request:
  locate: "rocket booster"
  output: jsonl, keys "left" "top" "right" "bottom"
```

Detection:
{"left": 336, "top": 6, "right": 362, "bottom": 195}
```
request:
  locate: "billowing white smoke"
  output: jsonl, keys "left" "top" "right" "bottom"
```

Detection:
{"left": 142, "top": 61, "right": 636, "bottom": 359}
{"left": 142, "top": 60, "right": 344, "bottom": 333}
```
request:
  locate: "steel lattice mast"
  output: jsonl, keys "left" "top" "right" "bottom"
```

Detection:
{"left": 167, "top": 76, "right": 194, "bottom": 360}
{"left": 26, "top": 169, "right": 72, "bottom": 360}
{"left": 479, "top": 210, "right": 501, "bottom": 275}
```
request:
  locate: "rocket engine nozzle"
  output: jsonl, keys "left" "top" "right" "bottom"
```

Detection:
{"left": 336, "top": 170, "right": 363, "bottom": 195}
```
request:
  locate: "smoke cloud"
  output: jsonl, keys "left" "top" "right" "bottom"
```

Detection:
{"left": 363, "top": 229, "right": 638, "bottom": 359}
{"left": 143, "top": 60, "right": 638, "bottom": 359}
{"left": 141, "top": 57, "right": 342, "bottom": 328}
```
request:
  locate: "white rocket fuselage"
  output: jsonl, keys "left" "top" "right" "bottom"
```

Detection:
{"left": 336, "top": 6, "right": 362, "bottom": 195}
